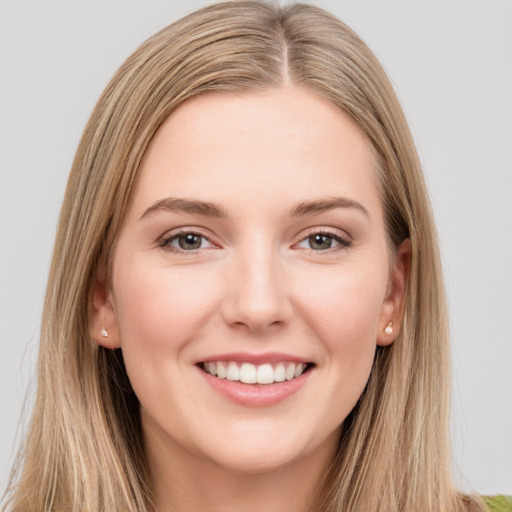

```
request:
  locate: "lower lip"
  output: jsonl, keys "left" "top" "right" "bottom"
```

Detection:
{"left": 197, "top": 366, "right": 312, "bottom": 407}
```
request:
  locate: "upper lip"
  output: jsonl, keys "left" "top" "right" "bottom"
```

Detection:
{"left": 197, "top": 352, "right": 313, "bottom": 365}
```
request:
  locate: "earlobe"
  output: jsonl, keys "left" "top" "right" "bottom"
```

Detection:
{"left": 377, "top": 239, "right": 411, "bottom": 346}
{"left": 89, "top": 260, "right": 121, "bottom": 349}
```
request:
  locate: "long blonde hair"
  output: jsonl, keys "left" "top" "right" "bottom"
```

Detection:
{"left": 3, "top": 2, "right": 483, "bottom": 511}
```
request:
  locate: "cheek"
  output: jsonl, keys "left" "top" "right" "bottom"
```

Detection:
{"left": 112, "top": 255, "right": 221, "bottom": 356}
{"left": 292, "top": 261, "right": 387, "bottom": 399}
{"left": 295, "top": 262, "right": 387, "bottom": 343}
{"left": 110, "top": 255, "right": 224, "bottom": 418}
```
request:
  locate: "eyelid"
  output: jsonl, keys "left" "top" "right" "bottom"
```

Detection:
{"left": 157, "top": 226, "right": 220, "bottom": 252}
{"left": 156, "top": 225, "right": 352, "bottom": 253}
{"left": 293, "top": 226, "right": 353, "bottom": 251}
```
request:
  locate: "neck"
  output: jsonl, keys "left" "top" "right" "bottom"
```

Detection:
{"left": 145, "top": 426, "right": 337, "bottom": 512}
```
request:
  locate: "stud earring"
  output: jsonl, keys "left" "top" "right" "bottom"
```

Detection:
{"left": 384, "top": 321, "right": 393, "bottom": 336}
{"left": 100, "top": 327, "right": 109, "bottom": 338}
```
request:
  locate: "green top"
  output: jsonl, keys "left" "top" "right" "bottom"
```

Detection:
{"left": 483, "top": 496, "right": 512, "bottom": 512}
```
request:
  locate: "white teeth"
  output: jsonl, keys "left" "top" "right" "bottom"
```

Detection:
{"left": 226, "top": 361, "right": 240, "bottom": 381}
{"left": 285, "top": 363, "right": 295, "bottom": 381}
{"left": 294, "top": 363, "right": 305, "bottom": 378}
{"left": 203, "top": 361, "right": 309, "bottom": 384}
{"left": 240, "top": 363, "right": 257, "bottom": 383}
{"left": 274, "top": 363, "right": 286, "bottom": 382}
{"left": 216, "top": 361, "right": 227, "bottom": 379}
{"left": 256, "top": 363, "right": 274, "bottom": 384}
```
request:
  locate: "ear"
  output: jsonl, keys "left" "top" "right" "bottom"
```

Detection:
{"left": 89, "top": 257, "right": 121, "bottom": 349}
{"left": 377, "top": 239, "right": 411, "bottom": 346}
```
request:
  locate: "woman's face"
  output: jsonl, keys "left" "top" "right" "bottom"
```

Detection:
{"left": 94, "top": 87, "right": 407, "bottom": 475}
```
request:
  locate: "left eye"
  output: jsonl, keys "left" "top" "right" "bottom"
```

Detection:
{"left": 161, "top": 232, "right": 213, "bottom": 251}
{"left": 297, "top": 233, "right": 348, "bottom": 251}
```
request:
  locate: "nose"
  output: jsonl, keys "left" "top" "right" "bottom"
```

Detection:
{"left": 221, "top": 246, "right": 293, "bottom": 333}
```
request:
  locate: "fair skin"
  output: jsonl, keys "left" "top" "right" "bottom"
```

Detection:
{"left": 91, "top": 86, "right": 409, "bottom": 512}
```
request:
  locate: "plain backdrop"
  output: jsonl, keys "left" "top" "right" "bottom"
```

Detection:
{"left": 1, "top": 0, "right": 511, "bottom": 496}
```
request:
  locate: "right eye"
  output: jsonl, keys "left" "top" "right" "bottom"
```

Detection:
{"left": 159, "top": 231, "right": 215, "bottom": 252}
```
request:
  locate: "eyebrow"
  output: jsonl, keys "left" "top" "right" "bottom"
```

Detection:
{"left": 139, "top": 195, "right": 368, "bottom": 221}
{"left": 140, "top": 197, "right": 227, "bottom": 220}
{"left": 290, "top": 197, "right": 369, "bottom": 217}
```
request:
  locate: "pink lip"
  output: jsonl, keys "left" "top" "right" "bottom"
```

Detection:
{"left": 196, "top": 365, "right": 312, "bottom": 408}
{"left": 198, "top": 352, "right": 311, "bottom": 365}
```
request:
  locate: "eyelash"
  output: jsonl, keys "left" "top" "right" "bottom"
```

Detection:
{"left": 295, "top": 228, "right": 352, "bottom": 253}
{"left": 158, "top": 228, "right": 216, "bottom": 253}
{"left": 158, "top": 227, "right": 352, "bottom": 254}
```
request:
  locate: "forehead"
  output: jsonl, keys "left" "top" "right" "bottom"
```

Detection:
{"left": 129, "top": 86, "right": 381, "bottom": 218}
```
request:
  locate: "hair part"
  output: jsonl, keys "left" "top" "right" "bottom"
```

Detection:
{"left": 3, "top": 2, "right": 484, "bottom": 511}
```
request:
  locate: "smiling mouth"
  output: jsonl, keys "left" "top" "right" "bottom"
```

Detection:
{"left": 199, "top": 361, "right": 314, "bottom": 385}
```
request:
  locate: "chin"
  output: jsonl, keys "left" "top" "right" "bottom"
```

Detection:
{"left": 204, "top": 443, "right": 308, "bottom": 475}
{"left": 192, "top": 421, "right": 339, "bottom": 477}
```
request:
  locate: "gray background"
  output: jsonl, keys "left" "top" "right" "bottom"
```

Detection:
{"left": 1, "top": 0, "right": 511, "bottom": 495}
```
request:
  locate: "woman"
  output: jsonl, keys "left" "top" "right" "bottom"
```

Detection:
{"left": 2, "top": 1, "right": 509, "bottom": 511}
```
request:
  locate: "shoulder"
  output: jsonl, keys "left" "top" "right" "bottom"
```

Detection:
{"left": 482, "top": 495, "right": 512, "bottom": 512}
